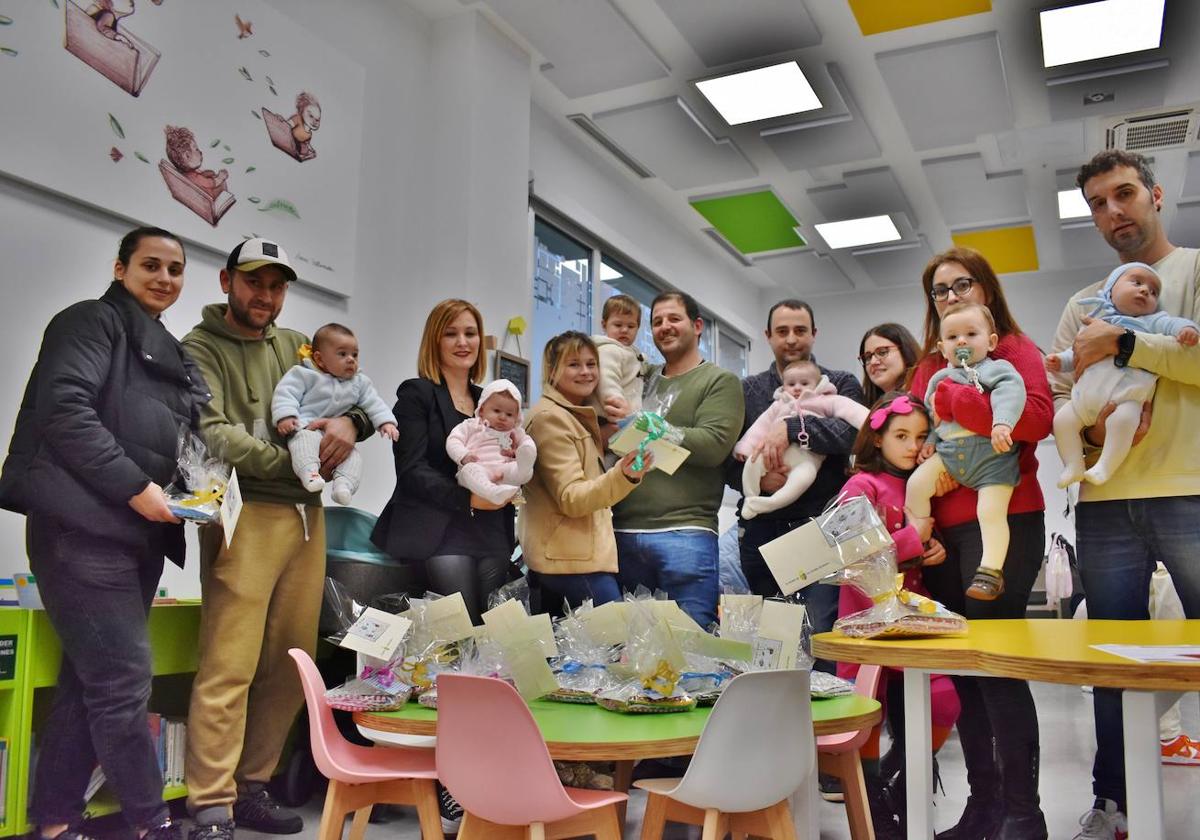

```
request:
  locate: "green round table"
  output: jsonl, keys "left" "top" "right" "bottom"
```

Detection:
{"left": 354, "top": 693, "right": 880, "bottom": 761}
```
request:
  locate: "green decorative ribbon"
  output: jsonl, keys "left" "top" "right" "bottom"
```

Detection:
{"left": 632, "top": 412, "right": 669, "bottom": 471}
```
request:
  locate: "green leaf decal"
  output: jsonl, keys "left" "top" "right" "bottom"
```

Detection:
{"left": 256, "top": 198, "right": 300, "bottom": 219}
{"left": 108, "top": 113, "right": 125, "bottom": 139}
{"left": 245, "top": 166, "right": 256, "bottom": 173}
{"left": 134, "top": 151, "right": 149, "bottom": 163}
{"left": 222, "top": 157, "right": 235, "bottom": 164}
{"left": 248, "top": 196, "right": 262, "bottom": 204}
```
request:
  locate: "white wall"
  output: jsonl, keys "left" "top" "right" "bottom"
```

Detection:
{"left": 0, "top": 0, "right": 777, "bottom": 597}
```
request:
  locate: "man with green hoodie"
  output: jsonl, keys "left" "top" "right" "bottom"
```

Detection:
{"left": 181, "top": 239, "right": 370, "bottom": 840}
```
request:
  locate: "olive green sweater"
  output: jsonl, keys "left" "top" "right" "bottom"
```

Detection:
{"left": 183, "top": 304, "right": 368, "bottom": 506}
{"left": 612, "top": 360, "right": 744, "bottom": 533}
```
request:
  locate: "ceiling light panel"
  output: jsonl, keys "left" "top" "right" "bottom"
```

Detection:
{"left": 1040, "top": 0, "right": 1164, "bottom": 69}
{"left": 1058, "top": 188, "right": 1092, "bottom": 219}
{"left": 814, "top": 215, "right": 901, "bottom": 249}
{"left": 696, "top": 62, "right": 821, "bottom": 126}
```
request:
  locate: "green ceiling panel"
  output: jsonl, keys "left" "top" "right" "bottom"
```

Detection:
{"left": 690, "top": 191, "right": 805, "bottom": 254}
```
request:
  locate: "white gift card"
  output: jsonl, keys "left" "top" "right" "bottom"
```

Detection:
{"left": 758, "top": 518, "right": 842, "bottom": 595}
{"left": 609, "top": 424, "right": 690, "bottom": 475}
{"left": 754, "top": 600, "right": 807, "bottom": 670}
{"left": 339, "top": 608, "right": 412, "bottom": 661}
{"left": 220, "top": 468, "right": 243, "bottom": 548}
{"left": 424, "top": 592, "right": 476, "bottom": 641}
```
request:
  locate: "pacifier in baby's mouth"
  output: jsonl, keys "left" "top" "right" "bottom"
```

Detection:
{"left": 955, "top": 346, "right": 972, "bottom": 366}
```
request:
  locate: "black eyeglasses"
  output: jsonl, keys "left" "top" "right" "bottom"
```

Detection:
{"left": 930, "top": 277, "right": 974, "bottom": 301}
{"left": 859, "top": 345, "right": 896, "bottom": 366}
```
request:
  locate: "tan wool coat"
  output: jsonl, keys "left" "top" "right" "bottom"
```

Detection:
{"left": 518, "top": 385, "right": 639, "bottom": 575}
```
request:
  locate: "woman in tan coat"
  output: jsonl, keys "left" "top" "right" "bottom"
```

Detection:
{"left": 521, "top": 331, "right": 652, "bottom": 607}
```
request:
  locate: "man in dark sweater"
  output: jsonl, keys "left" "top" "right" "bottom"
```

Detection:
{"left": 732, "top": 299, "right": 864, "bottom": 642}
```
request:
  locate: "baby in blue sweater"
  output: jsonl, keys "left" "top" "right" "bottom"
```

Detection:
{"left": 906, "top": 303, "right": 1027, "bottom": 601}
{"left": 1046, "top": 262, "right": 1199, "bottom": 487}
{"left": 272, "top": 323, "right": 397, "bottom": 504}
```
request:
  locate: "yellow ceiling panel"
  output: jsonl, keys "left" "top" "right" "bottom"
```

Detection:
{"left": 951, "top": 225, "right": 1039, "bottom": 274}
{"left": 849, "top": 1, "right": 992, "bottom": 36}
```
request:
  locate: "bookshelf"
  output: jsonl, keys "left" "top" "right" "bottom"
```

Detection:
{"left": 1, "top": 603, "right": 201, "bottom": 835}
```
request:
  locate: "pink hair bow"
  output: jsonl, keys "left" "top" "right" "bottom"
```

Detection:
{"left": 869, "top": 394, "right": 914, "bottom": 430}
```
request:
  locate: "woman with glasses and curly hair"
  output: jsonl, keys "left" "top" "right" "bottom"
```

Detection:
{"left": 907, "top": 247, "right": 1054, "bottom": 840}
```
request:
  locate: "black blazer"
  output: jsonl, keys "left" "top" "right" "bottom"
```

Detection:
{"left": 371, "top": 377, "right": 516, "bottom": 562}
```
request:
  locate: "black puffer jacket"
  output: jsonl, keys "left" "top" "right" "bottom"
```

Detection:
{"left": 0, "top": 282, "right": 210, "bottom": 565}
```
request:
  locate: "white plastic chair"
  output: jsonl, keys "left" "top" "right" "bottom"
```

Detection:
{"left": 635, "top": 669, "right": 813, "bottom": 840}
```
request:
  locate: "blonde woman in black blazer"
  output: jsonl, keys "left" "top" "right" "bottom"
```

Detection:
{"left": 372, "top": 299, "right": 514, "bottom": 623}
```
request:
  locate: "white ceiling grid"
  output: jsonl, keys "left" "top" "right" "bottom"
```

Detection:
{"left": 434, "top": 0, "right": 1200, "bottom": 298}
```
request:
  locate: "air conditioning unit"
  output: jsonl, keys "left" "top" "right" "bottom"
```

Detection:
{"left": 1104, "top": 107, "right": 1200, "bottom": 152}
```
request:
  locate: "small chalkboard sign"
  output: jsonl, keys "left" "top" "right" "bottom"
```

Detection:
{"left": 495, "top": 351, "right": 531, "bottom": 406}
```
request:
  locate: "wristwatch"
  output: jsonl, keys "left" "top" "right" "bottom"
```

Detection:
{"left": 1113, "top": 329, "right": 1136, "bottom": 368}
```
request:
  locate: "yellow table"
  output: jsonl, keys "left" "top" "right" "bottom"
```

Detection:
{"left": 814, "top": 619, "right": 1200, "bottom": 840}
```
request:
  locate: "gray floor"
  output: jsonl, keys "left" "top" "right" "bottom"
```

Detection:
{"left": 236, "top": 682, "right": 1199, "bottom": 840}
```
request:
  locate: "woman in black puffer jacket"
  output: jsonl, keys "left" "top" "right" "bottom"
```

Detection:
{"left": 0, "top": 226, "right": 209, "bottom": 840}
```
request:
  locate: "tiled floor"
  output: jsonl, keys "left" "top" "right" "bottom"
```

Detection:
{"left": 214, "top": 682, "right": 1200, "bottom": 840}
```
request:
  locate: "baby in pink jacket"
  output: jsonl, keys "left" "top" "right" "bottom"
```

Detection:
{"left": 735, "top": 360, "right": 869, "bottom": 519}
{"left": 446, "top": 379, "right": 537, "bottom": 505}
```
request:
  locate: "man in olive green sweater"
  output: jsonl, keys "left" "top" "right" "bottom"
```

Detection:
{"left": 182, "top": 240, "right": 370, "bottom": 840}
{"left": 613, "top": 291, "right": 744, "bottom": 628}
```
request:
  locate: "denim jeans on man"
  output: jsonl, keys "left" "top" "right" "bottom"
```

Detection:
{"left": 27, "top": 515, "right": 168, "bottom": 831}
{"left": 616, "top": 530, "right": 719, "bottom": 628}
{"left": 1076, "top": 496, "right": 1200, "bottom": 811}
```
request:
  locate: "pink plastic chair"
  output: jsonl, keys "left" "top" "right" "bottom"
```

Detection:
{"left": 435, "top": 673, "right": 627, "bottom": 839}
{"left": 816, "top": 665, "right": 884, "bottom": 840}
{"left": 287, "top": 649, "right": 444, "bottom": 840}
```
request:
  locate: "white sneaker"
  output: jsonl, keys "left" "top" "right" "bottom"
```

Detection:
{"left": 1073, "top": 799, "right": 1128, "bottom": 840}
{"left": 331, "top": 478, "right": 353, "bottom": 505}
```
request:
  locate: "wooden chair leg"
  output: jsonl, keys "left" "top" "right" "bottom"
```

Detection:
{"left": 700, "top": 809, "right": 722, "bottom": 840}
{"left": 613, "top": 760, "right": 634, "bottom": 827}
{"left": 640, "top": 792, "right": 668, "bottom": 840}
{"left": 528, "top": 823, "right": 546, "bottom": 840}
{"left": 316, "top": 781, "right": 349, "bottom": 840}
{"left": 840, "top": 751, "right": 876, "bottom": 840}
{"left": 411, "top": 778, "right": 445, "bottom": 840}
{"left": 762, "top": 800, "right": 798, "bottom": 840}
{"left": 592, "top": 803, "right": 624, "bottom": 840}
{"left": 346, "top": 807, "right": 370, "bottom": 840}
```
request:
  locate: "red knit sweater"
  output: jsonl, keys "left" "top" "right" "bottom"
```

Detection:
{"left": 909, "top": 333, "right": 1053, "bottom": 529}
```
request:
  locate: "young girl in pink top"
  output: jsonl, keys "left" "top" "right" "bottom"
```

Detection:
{"left": 835, "top": 391, "right": 961, "bottom": 837}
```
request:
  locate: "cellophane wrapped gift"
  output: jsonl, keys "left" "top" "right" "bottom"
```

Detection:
{"left": 596, "top": 595, "right": 695, "bottom": 713}
{"left": 319, "top": 578, "right": 414, "bottom": 711}
{"left": 418, "top": 635, "right": 508, "bottom": 709}
{"left": 396, "top": 595, "right": 464, "bottom": 697}
{"left": 619, "top": 374, "right": 685, "bottom": 471}
{"left": 678, "top": 653, "right": 737, "bottom": 706}
{"left": 832, "top": 553, "right": 967, "bottom": 639}
{"left": 165, "top": 428, "right": 229, "bottom": 523}
{"left": 548, "top": 602, "right": 621, "bottom": 704}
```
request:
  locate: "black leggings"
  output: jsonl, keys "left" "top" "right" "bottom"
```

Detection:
{"left": 922, "top": 512, "right": 1045, "bottom": 814}
{"left": 424, "top": 553, "right": 511, "bottom": 625}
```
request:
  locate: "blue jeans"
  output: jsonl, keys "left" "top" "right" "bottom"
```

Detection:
{"left": 27, "top": 516, "right": 168, "bottom": 830}
{"left": 537, "top": 572, "right": 622, "bottom": 611}
{"left": 1076, "top": 496, "right": 1200, "bottom": 810}
{"left": 616, "top": 530, "right": 719, "bottom": 629}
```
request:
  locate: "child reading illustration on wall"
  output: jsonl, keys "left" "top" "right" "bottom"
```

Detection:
{"left": 263, "top": 92, "right": 321, "bottom": 162}
{"left": 159, "top": 125, "right": 235, "bottom": 226}
{"left": 1046, "top": 262, "right": 1200, "bottom": 487}
{"left": 905, "top": 303, "right": 1026, "bottom": 601}
{"left": 65, "top": 0, "right": 162, "bottom": 96}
